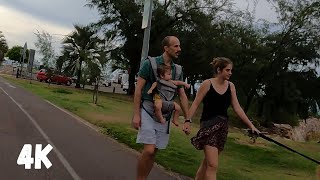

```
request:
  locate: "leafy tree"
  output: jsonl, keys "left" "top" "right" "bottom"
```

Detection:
{"left": 250, "top": 0, "right": 320, "bottom": 124}
{"left": 6, "top": 46, "right": 22, "bottom": 62}
{"left": 5, "top": 46, "right": 29, "bottom": 63}
{"left": 0, "top": 31, "right": 8, "bottom": 61}
{"left": 34, "top": 30, "right": 56, "bottom": 68}
{"left": 62, "top": 24, "right": 105, "bottom": 88}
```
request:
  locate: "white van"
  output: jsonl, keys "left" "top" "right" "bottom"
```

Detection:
{"left": 194, "top": 80, "right": 202, "bottom": 93}
{"left": 121, "top": 73, "right": 129, "bottom": 91}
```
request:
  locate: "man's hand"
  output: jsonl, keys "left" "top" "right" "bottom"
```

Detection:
{"left": 182, "top": 122, "right": 191, "bottom": 135}
{"left": 132, "top": 114, "right": 141, "bottom": 130}
{"left": 185, "top": 84, "right": 191, "bottom": 89}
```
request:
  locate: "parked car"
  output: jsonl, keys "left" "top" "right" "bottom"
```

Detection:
{"left": 36, "top": 69, "right": 50, "bottom": 82}
{"left": 49, "top": 74, "right": 73, "bottom": 86}
{"left": 36, "top": 69, "right": 72, "bottom": 86}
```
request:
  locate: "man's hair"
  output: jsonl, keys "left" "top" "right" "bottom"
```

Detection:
{"left": 161, "top": 36, "right": 174, "bottom": 52}
{"left": 157, "top": 65, "right": 171, "bottom": 77}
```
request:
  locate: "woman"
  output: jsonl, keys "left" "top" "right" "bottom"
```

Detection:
{"left": 187, "top": 57, "right": 260, "bottom": 180}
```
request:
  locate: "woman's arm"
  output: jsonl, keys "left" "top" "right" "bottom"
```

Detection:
{"left": 230, "top": 82, "right": 259, "bottom": 132}
{"left": 188, "top": 80, "right": 211, "bottom": 119}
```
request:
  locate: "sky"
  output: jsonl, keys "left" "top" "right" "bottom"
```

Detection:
{"left": 0, "top": 0, "right": 99, "bottom": 63}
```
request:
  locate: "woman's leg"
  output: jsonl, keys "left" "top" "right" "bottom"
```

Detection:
{"left": 195, "top": 158, "right": 207, "bottom": 180}
{"left": 204, "top": 145, "right": 219, "bottom": 180}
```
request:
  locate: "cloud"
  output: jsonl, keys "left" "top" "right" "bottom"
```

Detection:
{"left": 0, "top": 0, "right": 99, "bottom": 28}
{"left": 0, "top": 5, "right": 71, "bottom": 57}
{"left": 234, "top": 0, "right": 278, "bottom": 23}
{"left": 0, "top": 0, "right": 99, "bottom": 63}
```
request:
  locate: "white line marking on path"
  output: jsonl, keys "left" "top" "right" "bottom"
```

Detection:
{"left": 4, "top": 82, "right": 15, "bottom": 88}
{"left": 0, "top": 87, "right": 81, "bottom": 180}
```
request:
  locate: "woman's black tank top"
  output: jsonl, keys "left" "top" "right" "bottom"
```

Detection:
{"left": 200, "top": 81, "right": 231, "bottom": 122}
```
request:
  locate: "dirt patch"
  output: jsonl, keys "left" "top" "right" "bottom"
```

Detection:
{"left": 235, "top": 138, "right": 272, "bottom": 149}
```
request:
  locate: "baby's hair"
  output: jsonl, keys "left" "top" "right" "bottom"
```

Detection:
{"left": 157, "top": 65, "right": 171, "bottom": 77}
{"left": 210, "top": 57, "right": 233, "bottom": 75}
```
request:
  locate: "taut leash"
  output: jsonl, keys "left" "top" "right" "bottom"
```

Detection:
{"left": 248, "top": 130, "right": 320, "bottom": 165}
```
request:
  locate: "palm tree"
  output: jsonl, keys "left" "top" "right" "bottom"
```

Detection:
{"left": 0, "top": 31, "right": 9, "bottom": 61}
{"left": 63, "top": 25, "right": 102, "bottom": 88}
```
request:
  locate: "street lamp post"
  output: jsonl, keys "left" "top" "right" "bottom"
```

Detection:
{"left": 140, "top": 0, "right": 153, "bottom": 67}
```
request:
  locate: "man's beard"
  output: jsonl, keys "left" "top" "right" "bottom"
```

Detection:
{"left": 169, "top": 52, "right": 180, "bottom": 60}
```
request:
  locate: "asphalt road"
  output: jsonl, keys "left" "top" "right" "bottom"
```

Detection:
{"left": 0, "top": 76, "right": 180, "bottom": 180}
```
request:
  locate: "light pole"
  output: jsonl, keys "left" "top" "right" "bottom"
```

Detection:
{"left": 140, "top": 0, "right": 153, "bottom": 67}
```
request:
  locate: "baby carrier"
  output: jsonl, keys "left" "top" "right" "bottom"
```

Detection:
{"left": 141, "top": 57, "right": 182, "bottom": 131}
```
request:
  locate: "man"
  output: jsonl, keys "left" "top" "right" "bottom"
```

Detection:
{"left": 132, "top": 36, "right": 191, "bottom": 180}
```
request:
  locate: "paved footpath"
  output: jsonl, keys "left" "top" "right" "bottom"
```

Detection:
{"left": 0, "top": 76, "right": 186, "bottom": 180}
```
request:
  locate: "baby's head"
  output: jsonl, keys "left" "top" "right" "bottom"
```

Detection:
{"left": 157, "top": 65, "right": 172, "bottom": 81}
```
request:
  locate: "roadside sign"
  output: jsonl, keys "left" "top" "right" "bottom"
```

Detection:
{"left": 22, "top": 42, "right": 27, "bottom": 60}
{"left": 142, "top": 0, "right": 152, "bottom": 29}
{"left": 27, "top": 49, "right": 35, "bottom": 72}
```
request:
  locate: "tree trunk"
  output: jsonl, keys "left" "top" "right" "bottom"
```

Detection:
{"left": 244, "top": 89, "right": 255, "bottom": 113}
{"left": 128, "top": 53, "right": 140, "bottom": 95}
{"left": 257, "top": 99, "right": 264, "bottom": 117}
{"left": 93, "top": 86, "right": 98, "bottom": 104}
{"left": 95, "top": 85, "right": 98, "bottom": 104}
{"left": 75, "top": 60, "right": 82, "bottom": 88}
{"left": 128, "top": 71, "right": 136, "bottom": 95}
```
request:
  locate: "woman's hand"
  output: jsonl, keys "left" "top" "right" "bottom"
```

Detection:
{"left": 250, "top": 126, "right": 260, "bottom": 135}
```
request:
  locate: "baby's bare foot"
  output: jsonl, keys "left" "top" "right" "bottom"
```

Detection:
{"left": 160, "top": 119, "right": 166, "bottom": 124}
{"left": 172, "top": 120, "right": 179, "bottom": 127}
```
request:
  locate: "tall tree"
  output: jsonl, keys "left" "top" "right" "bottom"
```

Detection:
{"left": 6, "top": 46, "right": 29, "bottom": 63}
{"left": 249, "top": 0, "right": 320, "bottom": 125}
{"left": 62, "top": 24, "right": 103, "bottom": 88}
{"left": 0, "top": 31, "right": 8, "bottom": 61}
{"left": 34, "top": 30, "right": 56, "bottom": 68}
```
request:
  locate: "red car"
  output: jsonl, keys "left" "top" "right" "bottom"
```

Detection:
{"left": 49, "top": 74, "right": 73, "bottom": 86}
{"left": 36, "top": 69, "right": 49, "bottom": 82}
{"left": 36, "top": 69, "right": 72, "bottom": 86}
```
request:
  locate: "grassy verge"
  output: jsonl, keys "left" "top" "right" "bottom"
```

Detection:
{"left": 3, "top": 75, "right": 320, "bottom": 179}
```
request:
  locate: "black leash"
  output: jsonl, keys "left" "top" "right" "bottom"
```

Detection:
{"left": 248, "top": 130, "right": 320, "bottom": 165}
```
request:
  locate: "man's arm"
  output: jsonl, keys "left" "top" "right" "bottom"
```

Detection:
{"left": 132, "top": 77, "right": 146, "bottom": 129}
{"left": 177, "top": 87, "right": 191, "bottom": 134}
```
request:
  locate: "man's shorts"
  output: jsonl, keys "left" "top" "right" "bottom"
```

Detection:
{"left": 136, "top": 109, "right": 170, "bottom": 149}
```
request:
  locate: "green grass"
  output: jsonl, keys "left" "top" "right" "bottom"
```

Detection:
{"left": 3, "top": 75, "right": 320, "bottom": 180}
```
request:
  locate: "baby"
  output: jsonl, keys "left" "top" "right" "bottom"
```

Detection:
{"left": 147, "top": 65, "right": 190, "bottom": 125}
